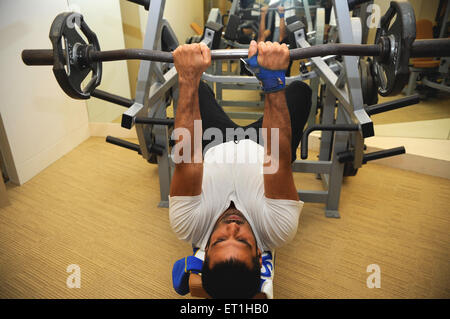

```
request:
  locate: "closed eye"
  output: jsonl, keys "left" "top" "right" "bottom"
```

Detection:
{"left": 238, "top": 238, "right": 252, "bottom": 249}
{"left": 212, "top": 238, "right": 225, "bottom": 247}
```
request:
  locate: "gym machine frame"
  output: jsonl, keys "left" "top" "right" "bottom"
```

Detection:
{"left": 211, "top": 0, "right": 317, "bottom": 115}
{"left": 194, "top": 1, "right": 414, "bottom": 217}
{"left": 197, "top": 1, "right": 425, "bottom": 217}
{"left": 294, "top": 0, "right": 369, "bottom": 217}
{"left": 21, "top": 0, "right": 450, "bottom": 216}
{"left": 122, "top": 0, "right": 177, "bottom": 208}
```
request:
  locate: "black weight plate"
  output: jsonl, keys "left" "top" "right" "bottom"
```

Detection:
{"left": 49, "top": 12, "right": 102, "bottom": 99}
{"left": 343, "top": 139, "right": 359, "bottom": 177}
{"left": 364, "top": 60, "right": 375, "bottom": 105}
{"left": 364, "top": 57, "right": 377, "bottom": 105}
{"left": 367, "top": 58, "right": 379, "bottom": 105}
{"left": 373, "top": 1, "right": 416, "bottom": 96}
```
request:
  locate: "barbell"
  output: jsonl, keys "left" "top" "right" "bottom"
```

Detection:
{"left": 21, "top": 2, "right": 450, "bottom": 100}
{"left": 22, "top": 39, "right": 449, "bottom": 64}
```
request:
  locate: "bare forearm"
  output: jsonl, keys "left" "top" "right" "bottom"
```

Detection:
{"left": 258, "top": 14, "right": 267, "bottom": 42}
{"left": 279, "top": 18, "right": 286, "bottom": 42}
{"left": 170, "top": 43, "right": 210, "bottom": 196}
{"left": 262, "top": 91, "right": 298, "bottom": 200}
{"left": 174, "top": 80, "right": 202, "bottom": 157}
{"left": 170, "top": 80, "right": 203, "bottom": 196}
{"left": 263, "top": 91, "right": 292, "bottom": 167}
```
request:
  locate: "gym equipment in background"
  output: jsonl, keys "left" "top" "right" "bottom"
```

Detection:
{"left": 21, "top": 0, "right": 449, "bottom": 217}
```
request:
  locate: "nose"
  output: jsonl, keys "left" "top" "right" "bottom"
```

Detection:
{"left": 226, "top": 222, "right": 240, "bottom": 235}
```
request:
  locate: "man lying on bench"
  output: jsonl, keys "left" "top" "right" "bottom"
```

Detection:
{"left": 169, "top": 40, "right": 311, "bottom": 299}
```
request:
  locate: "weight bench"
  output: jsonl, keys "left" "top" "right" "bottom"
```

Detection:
{"left": 172, "top": 248, "right": 275, "bottom": 299}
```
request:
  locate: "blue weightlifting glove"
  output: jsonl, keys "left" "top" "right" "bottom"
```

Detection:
{"left": 241, "top": 54, "right": 286, "bottom": 93}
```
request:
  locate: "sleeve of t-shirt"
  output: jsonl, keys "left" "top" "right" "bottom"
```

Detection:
{"left": 168, "top": 195, "right": 203, "bottom": 244}
{"left": 258, "top": 197, "right": 304, "bottom": 250}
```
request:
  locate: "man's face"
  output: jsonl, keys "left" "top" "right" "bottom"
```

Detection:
{"left": 205, "top": 208, "right": 261, "bottom": 268}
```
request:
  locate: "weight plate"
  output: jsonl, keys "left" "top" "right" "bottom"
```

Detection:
{"left": 49, "top": 12, "right": 102, "bottom": 99}
{"left": 373, "top": 1, "right": 416, "bottom": 96}
{"left": 366, "top": 57, "right": 379, "bottom": 105}
{"left": 343, "top": 140, "right": 358, "bottom": 177}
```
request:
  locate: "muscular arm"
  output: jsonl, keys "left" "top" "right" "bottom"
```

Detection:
{"left": 258, "top": 7, "right": 268, "bottom": 42}
{"left": 262, "top": 91, "right": 298, "bottom": 200}
{"left": 169, "top": 44, "right": 211, "bottom": 197}
{"left": 169, "top": 81, "right": 203, "bottom": 196}
{"left": 278, "top": 8, "right": 286, "bottom": 42}
{"left": 249, "top": 41, "right": 298, "bottom": 201}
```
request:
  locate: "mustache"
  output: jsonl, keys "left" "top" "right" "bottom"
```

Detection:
{"left": 221, "top": 208, "right": 244, "bottom": 218}
{"left": 220, "top": 209, "right": 247, "bottom": 225}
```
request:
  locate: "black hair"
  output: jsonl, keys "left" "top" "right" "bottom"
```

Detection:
{"left": 201, "top": 255, "right": 261, "bottom": 299}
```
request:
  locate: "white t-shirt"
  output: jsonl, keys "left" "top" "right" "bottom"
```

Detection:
{"left": 169, "top": 139, "right": 303, "bottom": 252}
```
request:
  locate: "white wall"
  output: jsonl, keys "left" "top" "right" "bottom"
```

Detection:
{"left": 0, "top": 0, "right": 170, "bottom": 185}
{"left": 165, "top": 0, "right": 204, "bottom": 45}
{"left": 0, "top": 0, "right": 90, "bottom": 185}
{"left": 138, "top": 0, "right": 204, "bottom": 46}
{"left": 69, "top": 0, "right": 131, "bottom": 123}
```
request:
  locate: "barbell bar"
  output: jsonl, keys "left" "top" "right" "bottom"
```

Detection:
{"left": 21, "top": 38, "right": 450, "bottom": 66}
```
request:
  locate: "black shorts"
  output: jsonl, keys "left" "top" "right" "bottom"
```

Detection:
{"left": 196, "top": 81, "right": 312, "bottom": 162}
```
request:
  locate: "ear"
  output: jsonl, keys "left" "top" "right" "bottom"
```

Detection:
{"left": 257, "top": 249, "right": 262, "bottom": 266}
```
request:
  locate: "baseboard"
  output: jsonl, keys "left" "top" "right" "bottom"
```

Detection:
{"left": 89, "top": 122, "right": 137, "bottom": 139}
